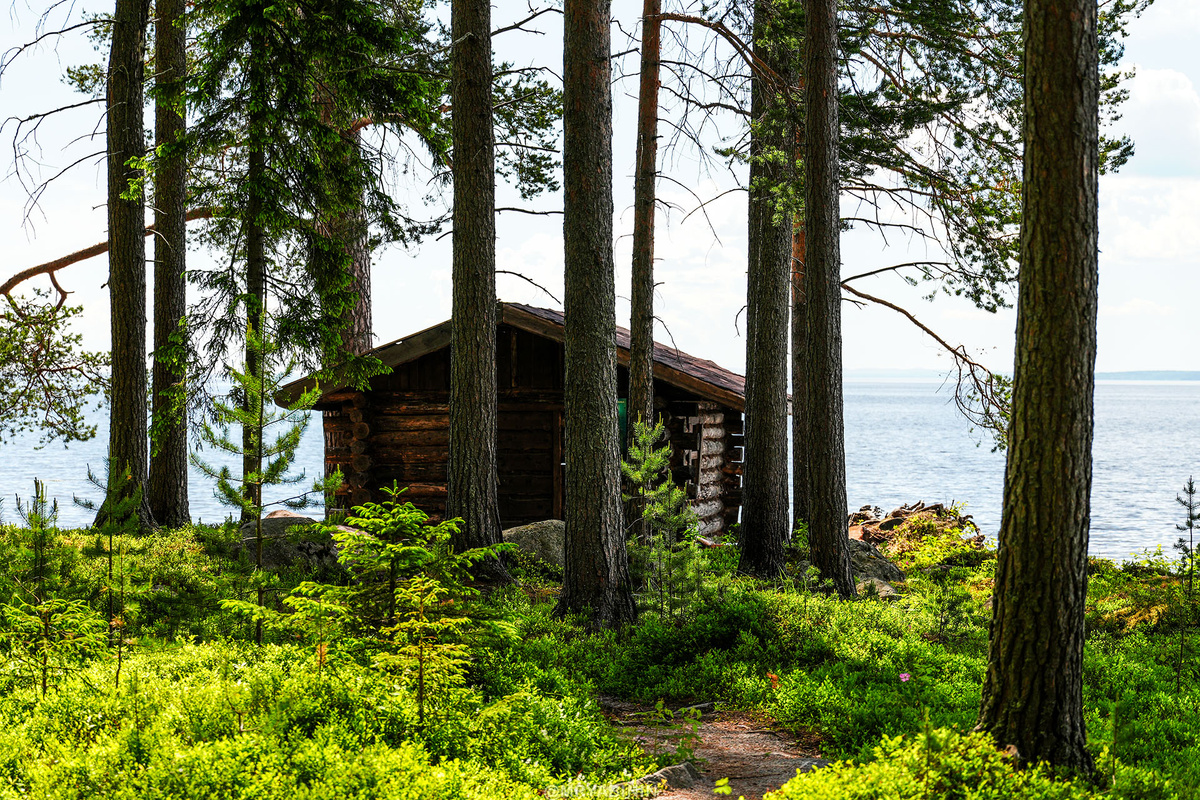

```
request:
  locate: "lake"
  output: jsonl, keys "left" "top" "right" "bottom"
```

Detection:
{"left": 2, "top": 380, "right": 1197, "bottom": 562}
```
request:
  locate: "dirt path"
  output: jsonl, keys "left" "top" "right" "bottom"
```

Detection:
{"left": 600, "top": 698, "right": 829, "bottom": 800}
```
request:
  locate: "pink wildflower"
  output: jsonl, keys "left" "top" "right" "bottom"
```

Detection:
{"left": 899, "top": 673, "right": 911, "bottom": 682}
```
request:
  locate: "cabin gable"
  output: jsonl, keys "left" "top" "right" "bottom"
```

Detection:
{"left": 294, "top": 304, "right": 744, "bottom": 535}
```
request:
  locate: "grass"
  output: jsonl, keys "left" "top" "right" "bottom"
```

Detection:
{"left": 0, "top": 511, "right": 1198, "bottom": 799}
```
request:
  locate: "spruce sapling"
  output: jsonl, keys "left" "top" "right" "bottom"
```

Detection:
{"left": 1175, "top": 476, "right": 1198, "bottom": 693}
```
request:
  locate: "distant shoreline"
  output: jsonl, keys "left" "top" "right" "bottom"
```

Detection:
{"left": 844, "top": 369, "right": 1200, "bottom": 382}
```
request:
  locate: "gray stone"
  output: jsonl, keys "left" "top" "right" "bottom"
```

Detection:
{"left": 678, "top": 701, "right": 716, "bottom": 717}
{"left": 238, "top": 509, "right": 319, "bottom": 539}
{"left": 877, "top": 516, "right": 904, "bottom": 531}
{"left": 236, "top": 510, "right": 339, "bottom": 570}
{"left": 848, "top": 537, "right": 906, "bottom": 583}
{"left": 637, "top": 762, "right": 704, "bottom": 790}
{"left": 796, "top": 757, "right": 832, "bottom": 773}
{"left": 502, "top": 519, "right": 566, "bottom": 568}
{"left": 856, "top": 578, "right": 900, "bottom": 600}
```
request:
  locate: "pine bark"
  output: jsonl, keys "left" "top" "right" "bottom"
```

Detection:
{"left": 977, "top": 0, "right": 1099, "bottom": 773}
{"left": 242, "top": 53, "right": 267, "bottom": 525}
{"left": 628, "top": 0, "right": 660, "bottom": 437}
{"left": 555, "top": 0, "right": 636, "bottom": 627}
{"left": 98, "top": 0, "right": 155, "bottom": 529}
{"left": 447, "top": 0, "right": 509, "bottom": 581}
{"left": 739, "top": 0, "right": 789, "bottom": 577}
{"left": 803, "top": 0, "right": 855, "bottom": 597}
{"left": 339, "top": 174, "right": 373, "bottom": 356}
{"left": 790, "top": 220, "right": 809, "bottom": 529}
{"left": 147, "top": 0, "right": 190, "bottom": 527}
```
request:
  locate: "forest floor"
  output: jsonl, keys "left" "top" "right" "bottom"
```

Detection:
{"left": 601, "top": 697, "right": 829, "bottom": 800}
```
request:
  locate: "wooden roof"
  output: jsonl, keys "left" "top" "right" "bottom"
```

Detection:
{"left": 277, "top": 302, "right": 746, "bottom": 410}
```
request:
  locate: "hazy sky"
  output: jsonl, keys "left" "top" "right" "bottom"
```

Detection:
{"left": 2, "top": 0, "right": 1197, "bottom": 381}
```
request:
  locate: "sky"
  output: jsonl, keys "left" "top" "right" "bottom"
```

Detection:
{"left": 1, "top": 0, "right": 1198, "bottom": 383}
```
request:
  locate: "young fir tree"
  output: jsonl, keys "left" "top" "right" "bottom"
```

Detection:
{"left": 191, "top": 327, "right": 335, "bottom": 643}
{"left": 186, "top": 0, "right": 447, "bottom": 518}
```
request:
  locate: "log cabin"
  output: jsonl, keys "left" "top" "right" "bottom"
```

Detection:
{"left": 276, "top": 302, "right": 746, "bottom": 537}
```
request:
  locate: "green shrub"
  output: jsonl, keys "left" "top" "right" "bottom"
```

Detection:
{"left": 771, "top": 728, "right": 1091, "bottom": 800}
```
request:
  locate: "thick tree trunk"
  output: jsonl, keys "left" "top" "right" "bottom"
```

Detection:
{"left": 628, "top": 0, "right": 660, "bottom": 437}
{"left": 555, "top": 0, "right": 636, "bottom": 627}
{"left": 977, "top": 0, "right": 1098, "bottom": 774}
{"left": 803, "top": 0, "right": 855, "bottom": 597}
{"left": 147, "top": 0, "right": 190, "bottom": 527}
{"left": 98, "top": 0, "right": 155, "bottom": 529}
{"left": 447, "top": 0, "right": 509, "bottom": 581}
{"left": 739, "top": 0, "right": 789, "bottom": 577}
{"left": 790, "top": 220, "right": 809, "bottom": 530}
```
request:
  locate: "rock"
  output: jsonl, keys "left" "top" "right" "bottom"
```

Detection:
{"left": 502, "top": 519, "right": 565, "bottom": 568}
{"left": 678, "top": 701, "right": 716, "bottom": 717}
{"left": 856, "top": 578, "right": 900, "bottom": 600}
{"left": 848, "top": 537, "right": 906, "bottom": 583}
{"left": 796, "top": 757, "right": 832, "bottom": 772}
{"left": 239, "top": 509, "right": 319, "bottom": 538}
{"left": 877, "top": 516, "right": 904, "bottom": 531}
{"left": 637, "top": 762, "right": 704, "bottom": 790}
{"left": 236, "top": 510, "right": 339, "bottom": 570}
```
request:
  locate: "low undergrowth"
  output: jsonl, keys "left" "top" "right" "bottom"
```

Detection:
{"left": 1, "top": 506, "right": 1198, "bottom": 799}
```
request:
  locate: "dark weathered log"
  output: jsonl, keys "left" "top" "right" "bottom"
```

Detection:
{"left": 352, "top": 422, "right": 371, "bottom": 439}
{"left": 373, "top": 416, "right": 446, "bottom": 433}
{"left": 369, "top": 430, "right": 452, "bottom": 448}
{"left": 372, "top": 448, "right": 449, "bottom": 464}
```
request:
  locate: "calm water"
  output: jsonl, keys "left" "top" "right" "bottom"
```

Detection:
{"left": 2, "top": 381, "right": 1197, "bottom": 561}
{"left": 843, "top": 380, "right": 1200, "bottom": 560}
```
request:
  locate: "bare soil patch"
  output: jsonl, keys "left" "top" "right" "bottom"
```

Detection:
{"left": 600, "top": 698, "right": 829, "bottom": 800}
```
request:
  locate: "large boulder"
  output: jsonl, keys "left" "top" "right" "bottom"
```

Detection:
{"left": 848, "top": 537, "right": 906, "bottom": 583}
{"left": 856, "top": 577, "right": 901, "bottom": 600}
{"left": 236, "top": 509, "right": 339, "bottom": 570}
{"left": 502, "top": 519, "right": 565, "bottom": 568}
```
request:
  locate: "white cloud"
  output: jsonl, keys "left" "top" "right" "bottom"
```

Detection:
{"left": 1100, "top": 175, "right": 1200, "bottom": 262}
{"left": 1100, "top": 298, "right": 1177, "bottom": 317}
{"left": 1119, "top": 68, "right": 1200, "bottom": 176}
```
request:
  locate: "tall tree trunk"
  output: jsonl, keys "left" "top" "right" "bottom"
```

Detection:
{"left": 555, "top": 0, "right": 636, "bottom": 627}
{"left": 98, "top": 0, "right": 155, "bottom": 529}
{"left": 739, "top": 0, "right": 789, "bottom": 577}
{"left": 626, "top": 0, "right": 661, "bottom": 544}
{"left": 339, "top": 177, "right": 373, "bottom": 356}
{"left": 147, "top": 0, "right": 190, "bottom": 527}
{"left": 447, "top": 0, "right": 510, "bottom": 581}
{"left": 803, "top": 0, "right": 855, "bottom": 597}
{"left": 790, "top": 219, "right": 809, "bottom": 529}
{"left": 977, "top": 0, "right": 1099, "bottom": 773}
{"left": 242, "top": 51, "right": 267, "bottom": 525}
{"left": 628, "top": 0, "right": 660, "bottom": 437}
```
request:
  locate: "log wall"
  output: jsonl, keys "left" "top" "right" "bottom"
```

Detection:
{"left": 323, "top": 323, "right": 742, "bottom": 535}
